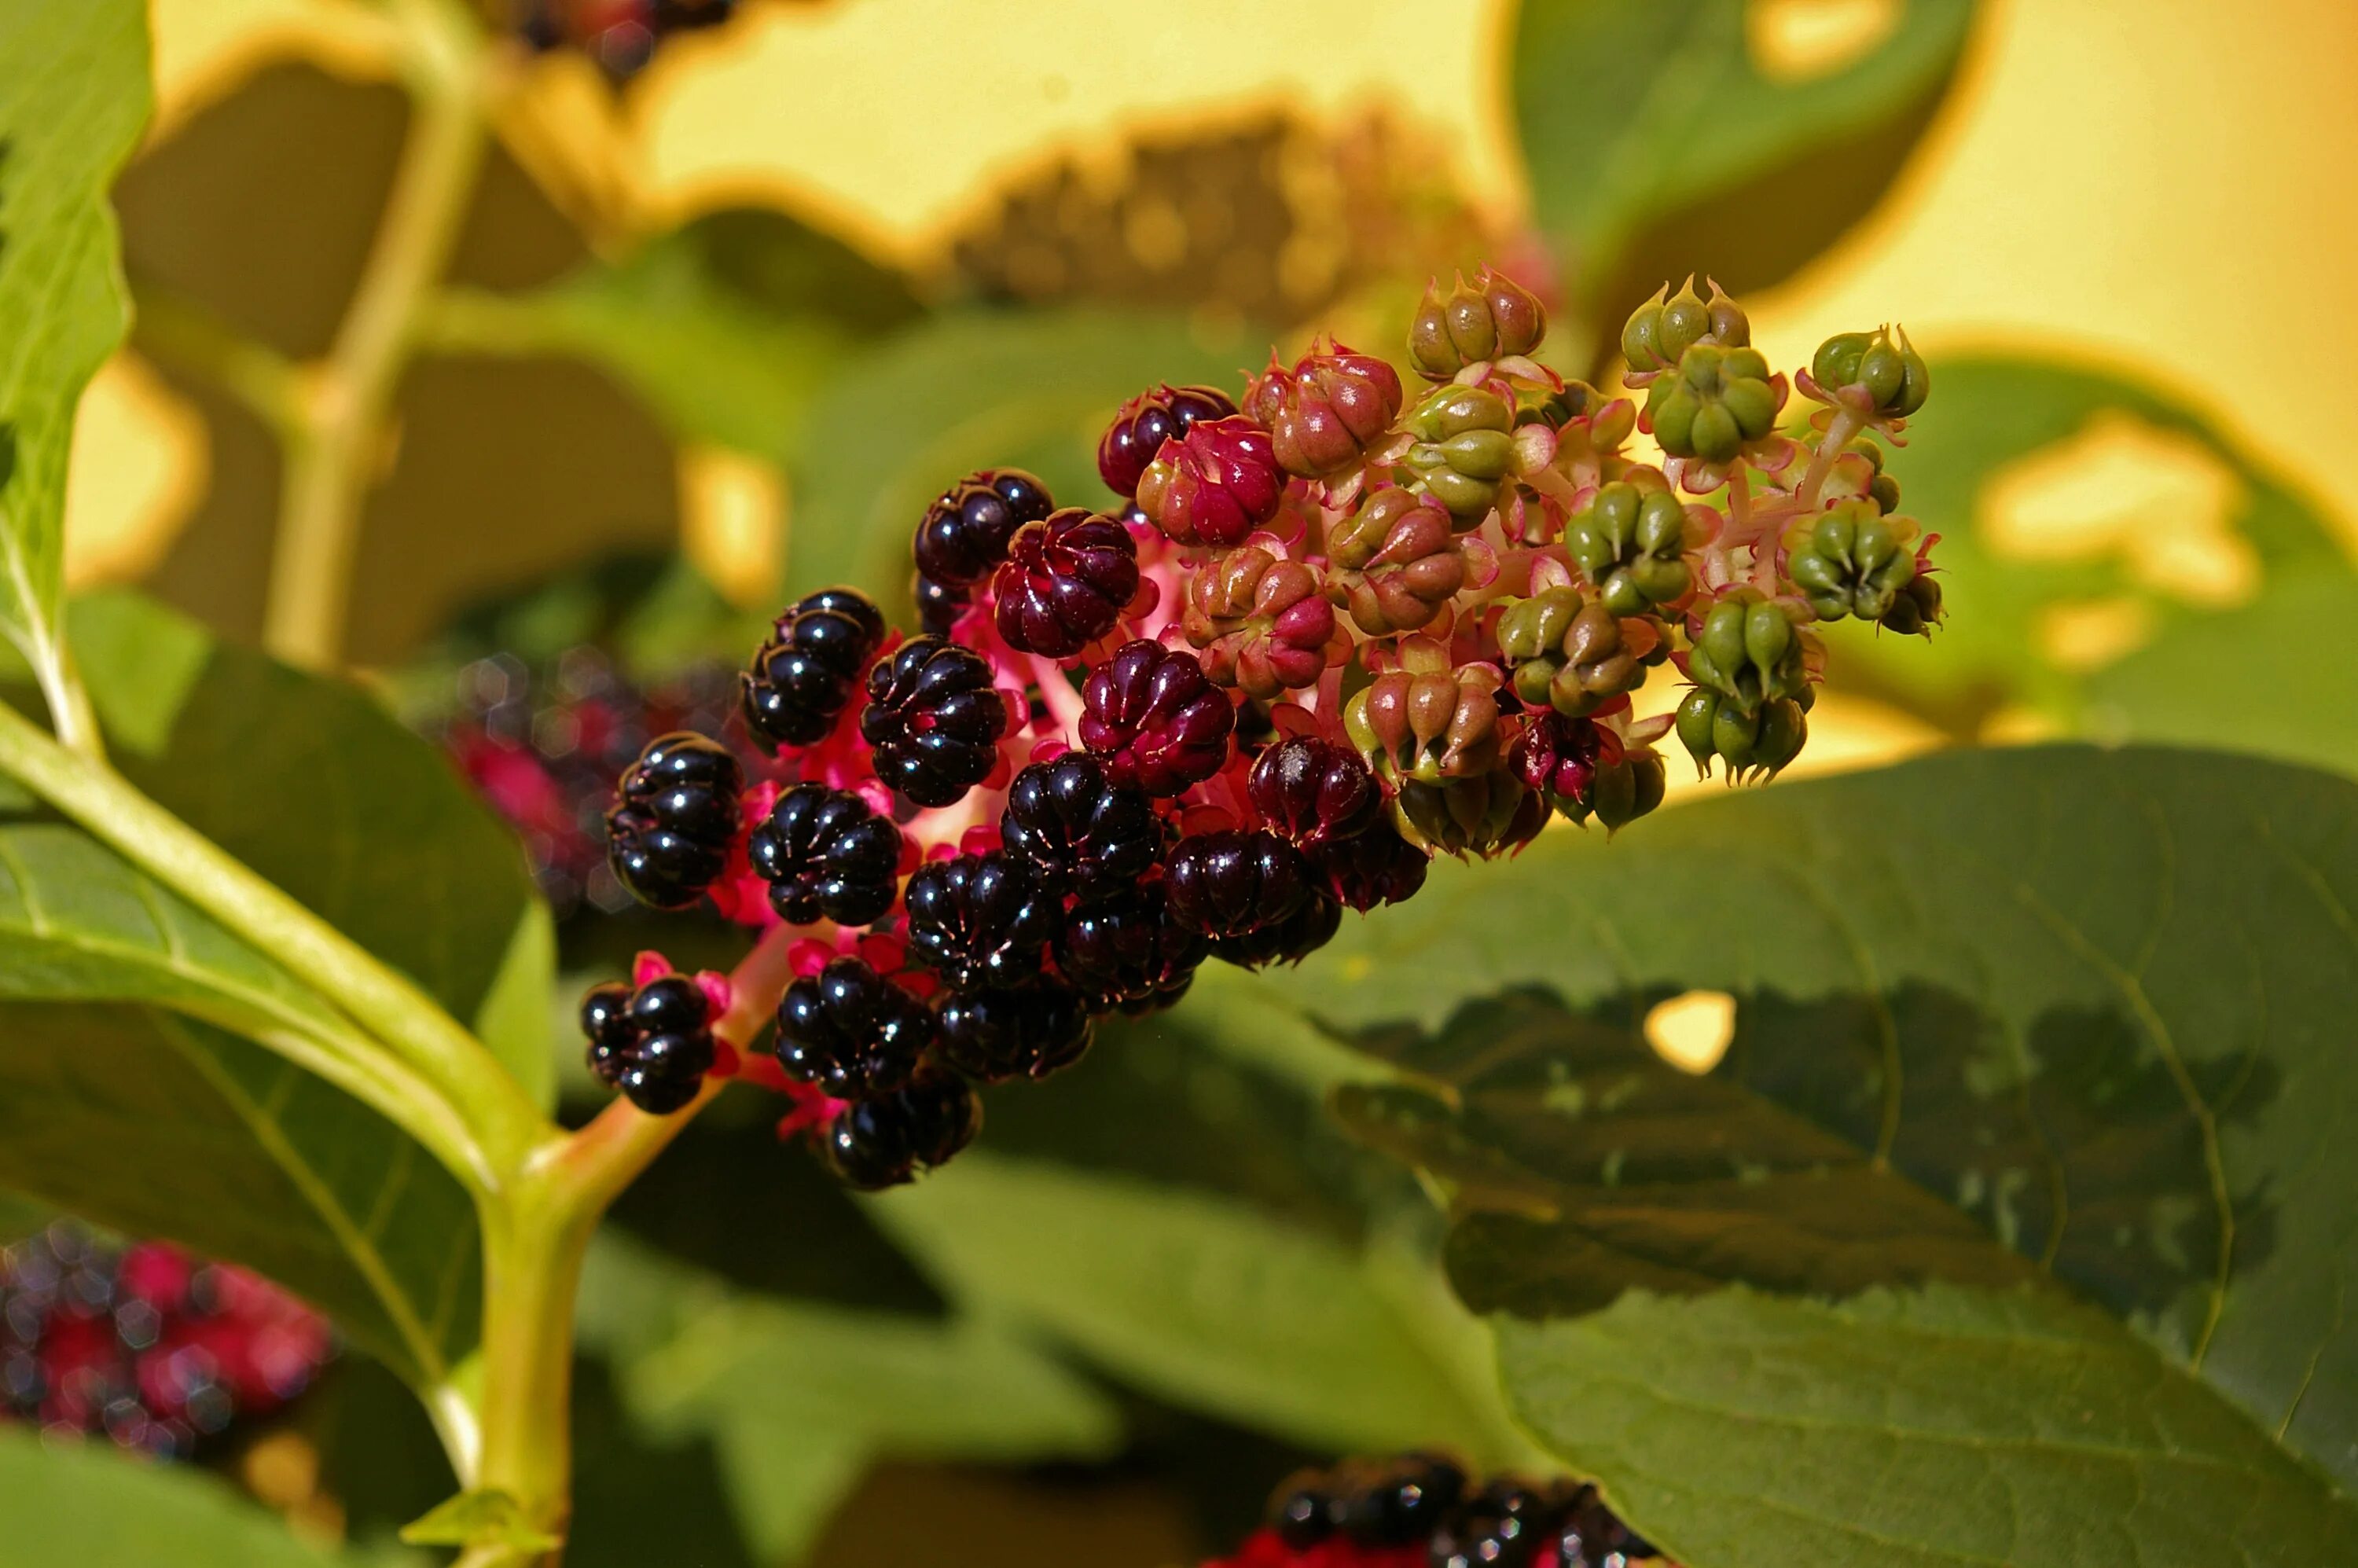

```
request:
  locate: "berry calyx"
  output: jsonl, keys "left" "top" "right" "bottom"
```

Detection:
{"left": 902, "top": 850, "right": 1062, "bottom": 988}
{"left": 913, "top": 467, "right": 1055, "bottom": 588}
{"left": 606, "top": 732, "right": 744, "bottom": 909}
{"left": 936, "top": 979, "right": 1094, "bottom": 1083}
{"left": 1163, "top": 829, "right": 1310, "bottom": 939}
{"left": 740, "top": 587, "right": 887, "bottom": 750}
{"left": 1078, "top": 639, "right": 1237, "bottom": 798}
{"left": 861, "top": 636, "right": 1010, "bottom": 808}
{"left": 1135, "top": 416, "right": 1287, "bottom": 548}
{"left": 992, "top": 507, "right": 1141, "bottom": 657}
{"left": 999, "top": 754, "right": 1165, "bottom": 902}
{"left": 1098, "top": 384, "right": 1238, "bottom": 498}
{"left": 774, "top": 956, "right": 935, "bottom": 1102}
{"left": 747, "top": 784, "right": 904, "bottom": 927}
{"left": 1054, "top": 885, "right": 1207, "bottom": 1014}
{"left": 819, "top": 1067, "right": 980, "bottom": 1191}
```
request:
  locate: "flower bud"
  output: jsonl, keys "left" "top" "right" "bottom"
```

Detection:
{"left": 1620, "top": 277, "right": 1748, "bottom": 373}
{"left": 1407, "top": 266, "right": 1547, "bottom": 380}
{"left": 1251, "top": 341, "right": 1405, "bottom": 478}
{"left": 1135, "top": 415, "right": 1286, "bottom": 547}
{"left": 1184, "top": 546, "right": 1337, "bottom": 700}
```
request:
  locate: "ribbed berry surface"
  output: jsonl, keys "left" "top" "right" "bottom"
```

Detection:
{"left": 1225, "top": 1456, "right": 1665, "bottom": 1568}
{"left": 936, "top": 980, "right": 1094, "bottom": 1083}
{"left": 861, "top": 637, "right": 1009, "bottom": 808}
{"left": 1309, "top": 821, "right": 1429, "bottom": 913}
{"left": 740, "top": 587, "right": 887, "bottom": 750}
{"left": 1247, "top": 736, "right": 1382, "bottom": 846}
{"left": 1078, "top": 640, "right": 1237, "bottom": 797}
{"left": 1162, "top": 829, "right": 1309, "bottom": 938}
{"left": 903, "top": 851, "right": 1061, "bottom": 988}
{"left": 1055, "top": 886, "right": 1207, "bottom": 1014}
{"left": 991, "top": 508, "right": 1140, "bottom": 658}
{"left": 580, "top": 973, "right": 718, "bottom": 1113}
{"left": 1097, "top": 384, "right": 1238, "bottom": 498}
{"left": 820, "top": 1067, "right": 981, "bottom": 1191}
{"left": 605, "top": 732, "right": 744, "bottom": 909}
{"left": 748, "top": 784, "right": 903, "bottom": 926}
{"left": 999, "top": 755, "right": 1164, "bottom": 902}
{"left": 1210, "top": 887, "right": 1339, "bottom": 970}
{"left": 913, "top": 467, "right": 1054, "bottom": 587}
{"left": 775, "top": 957, "right": 935, "bottom": 1101}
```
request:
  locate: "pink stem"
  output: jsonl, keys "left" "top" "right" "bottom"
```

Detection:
{"left": 1027, "top": 652, "right": 1088, "bottom": 744}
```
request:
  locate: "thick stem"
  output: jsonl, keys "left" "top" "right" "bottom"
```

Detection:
{"left": 263, "top": 0, "right": 490, "bottom": 670}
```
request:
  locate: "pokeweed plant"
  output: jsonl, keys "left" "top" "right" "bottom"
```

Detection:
{"left": 6, "top": 3, "right": 2358, "bottom": 1568}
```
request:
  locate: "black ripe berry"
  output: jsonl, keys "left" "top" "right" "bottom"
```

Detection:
{"left": 747, "top": 784, "right": 903, "bottom": 927}
{"left": 1342, "top": 1454, "right": 1467, "bottom": 1547}
{"left": 606, "top": 732, "right": 743, "bottom": 909}
{"left": 1271, "top": 1470, "right": 1343, "bottom": 1549}
{"left": 913, "top": 572, "right": 968, "bottom": 637}
{"left": 1430, "top": 1478, "right": 1547, "bottom": 1568}
{"left": 1162, "top": 828, "right": 1309, "bottom": 938}
{"left": 913, "top": 467, "right": 1055, "bottom": 588}
{"left": 820, "top": 1067, "right": 981, "bottom": 1191}
{"left": 861, "top": 636, "right": 1009, "bottom": 808}
{"left": 903, "top": 851, "right": 1061, "bottom": 988}
{"left": 999, "top": 754, "right": 1164, "bottom": 902}
{"left": 741, "top": 586, "right": 887, "bottom": 750}
{"left": 1054, "top": 886, "right": 1206, "bottom": 1015}
{"left": 1211, "top": 887, "right": 1340, "bottom": 970}
{"left": 1097, "top": 384, "right": 1238, "bottom": 498}
{"left": 936, "top": 980, "right": 1094, "bottom": 1083}
{"left": 1311, "top": 818, "right": 1431, "bottom": 913}
{"left": 578, "top": 973, "right": 715, "bottom": 1114}
{"left": 775, "top": 957, "right": 935, "bottom": 1101}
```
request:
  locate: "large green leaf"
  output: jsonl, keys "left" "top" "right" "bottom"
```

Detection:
{"left": 1514, "top": 0, "right": 1975, "bottom": 322}
{"left": 64, "top": 589, "right": 556, "bottom": 1106}
{"left": 784, "top": 308, "right": 1259, "bottom": 616}
{"left": 0, "top": 0, "right": 149, "bottom": 698}
{"left": 1250, "top": 745, "right": 2358, "bottom": 1564}
{"left": 1843, "top": 355, "right": 2356, "bottom": 778}
{"left": 0, "top": 1427, "right": 362, "bottom": 1568}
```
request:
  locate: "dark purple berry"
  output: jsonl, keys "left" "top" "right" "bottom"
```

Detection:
{"left": 1341, "top": 1454, "right": 1466, "bottom": 1547}
{"left": 1053, "top": 886, "right": 1205, "bottom": 1014}
{"left": 913, "top": 467, "right": 1055, "bottom": 587}
{"left": 991, "top": 508, "right": 1139, "bottom": 658}
{"left": 820, "top": 1067, "right": 981, "bottom": 1190}
{"left": 903, "top": 851, "right": 1061, "bottom": 988}
{"left": 740, "top": 587, "right": 887, "bottom": 750}
{"left": 1552, "top": 1486, "right": 1655, "bottom": 1568}
{"left": 1078, "top": 639, "right": 1236, "bottom": 797}
{"left": 936, "top": 980, "right": 1094, "bottom": 1083}
{"left": 579, "top": 981, "right": 633, "bottom": 1054}
{"left": 1162, "top": 829, "right": 1309, "bottom": 938}
{"left": 861, "top": 637, "right": 1009, "bottom": 808}
{"left": 1097, "top": 384, "right": 1238, "bottom": 498}
{"left": 999, "top": 754, "right": 1164, "bottom": 902}
{"left": 578, "top": 973, "right": 714, "bottom": 1112}
{"left": 618, "top": 1032, "right": 712, "bottom": 1113}
{"left": 606, "top": 732, "right": 743, "bottom": 909}
{"left": 1248, "top": 735, "right": 1382, "bottom": 846}
{"left": 1271, "top": 1471, "right": 1342, "bottom": 1550}
{"left": 913, "top": 572, "right": 968, "bottom": 637}
{"left": 1309, "top": 820, "right": 1430, "bottom": 913}
{"left": 775, "top": 957, "right": 935, "bottom": 1101}
{"left": 629, "top": 974, "right": 709, "bottom": 1036}
{"left": 1429, "top": 1479, "right": 1546, "bottom": 1568}
{"left": 747, "top": 784, "right": 903, "bottom": 927}
{"left": 1211, "top": 887, "right": 1339, "bottom": 970}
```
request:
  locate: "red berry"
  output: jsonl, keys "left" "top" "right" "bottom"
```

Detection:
{"left": 1078, "top": 640, "right": 1237, "bottom": 797}
{"left": 992, "top": 508, "right": 1140, "bottom": 658}
{"left": 1135, "top": 416, "right": 1286, "bottom": 548}
{"left": 1098, "top": 384, "right": 1237, "bottom": 498}
{"left": 1247, "top": 341, "right": 1405, "bottom": 478}
{"left": 1247, "top": 736, "right": 1382, "bottom": 847}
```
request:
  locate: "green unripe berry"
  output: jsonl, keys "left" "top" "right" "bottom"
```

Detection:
{"left": 1813, "top": 332, "right": 1871, "bottom": 390}
{"left": 1743, "top": 600, "right": 1794, "bottom": 671}
{"left": 1497, "top": 587, "right": 1580, "bottom": 663}
{"left": 1634, "top": 490, "right": 1684, "bottom": 553}
{"left": 1698, "top": 600, "right": 1749, "bottom": 684}
{"left": 1591, "top": 753, "right": 1666, "bottom": 833}
{"left": 1650, "top": 384, "right": 1699, "bottom": 457}
{"left": 1436, "top": 428, "right": 1517, "bottom": 480}
{"left": 1858, "top": 341, "right": 1907, "bottom": 409}
{"left": 1721, "top": 377, "right": 1779, "bottom": 440}
{"left": 1755, "top": 698, "right": 1808, "bottom": 774}
{"left": 1711, "top": 700, "right": 1761, "bottom": 769}
{"left": 1688, "top": 402, "right": 1741, "bottom": 464}
{"left": 1405, "top": 384, "right": 1513, "bottom": 442}
{"left": 1677, "top": 688, "right": 1719, "bottom": 772}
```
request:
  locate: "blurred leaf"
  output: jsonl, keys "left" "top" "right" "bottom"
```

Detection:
{"left": 65, "top": 589, "right": 557, "bottom": 1107}
{"left": 576, "top": 1233, "right": 1121, "bottom": 1562}
{"left": 784, "top": 308, "right": 1260, "bottom": 615}
{"left": 399, "top": 1490, "right": 560, "bottom": 1551}
{"left": 0, "top": 1426, "right": 357, "bottom": 1568}
{"left": 1846, "top": 354, "right": 2356, "bottom": 777}
{"left": 0, "top": 0, "right": 149, "bottom": 696}
{"left": 432, "top": 207, "right": 920, "bottom": 457}
{"left": 1253, "top": 744, "right": 2358, "bottom": 1562}
{"left": 1514, "top": 0, "right": 1974, "bottom": 319}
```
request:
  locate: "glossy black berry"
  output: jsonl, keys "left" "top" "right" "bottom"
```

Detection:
{"left": 1342, "top": 1454, "right": 1467, "bottom": 1547}
{"left": 1429, "top": 1479, "right": 1546, "bottom": 1568}
{"left": 820, "top": 1067, "right": 982, "bottom": 1191}
{"left": 991, "top": 508, "right": 1140, "bottom": 657}
{"left": 606, "top": 732, "right": 743, "bottom": 909}
{"left": 1097, "top": 384, "right": 1238, "bottom": 498}
{"left": 1552, "top": 1485, "right": 1655, "bottom": 1568}
{"left": 1054, "top": 886, "right": 1206, "bottom": 1014}
{"left": 1211, "top": 887, "right": 1339, "bottom": 970}
{"left": 1163, "top": 829, "right": 1309, "bottom": 938}
{"left": 999, "top": 754, "right": 1164, "bottom": 903}
{"left": 913, "top": 572, "right": 968, "bottom": 637}
{"left": 740, "top": 587, "right": 887, "bottom": 750}
{"left": 1272, "top": 1471, "right": 1342, "bottom": 1549}
{"left": 861, "top": 637, "right": 1009, "bottom": 808}
{"left": 775, "top": 957, "right": 935, "bottom": 1101}
{"left": 937, "top": 980, "right": 1094, "bottom": 1083}
{"left": 618, "top": 1033, "right": 712, "bottom": 1114}
{"left": 579, "top": 981, "right": 632, "bottom": 1050}
{"left": 913, "top": 467, "right": 1055, "bottom": 587}
{"left": 748, "top": 784, "right": 903, "bottom": 926}
{"left": 578, "top": 973, "right": 714, "bottom": 1114}
{"left": 903, "top": 851, "right": 1061, "bottom": 988}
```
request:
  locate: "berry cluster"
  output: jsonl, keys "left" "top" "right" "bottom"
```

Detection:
{"left": 1, "top": 1223, "right": 332, "bottom": 1459}
{"left": 580, "top": 961, "right": 729, "bottom": 1113}
{"left": 1214, "top": 1454, "right": 1666, "bottom": 1568}
{"left": 513, "top": 0, "right": 734, "bottom": 81}
{"left": 587, "top": 265, "right": 1944, "bottom": 1189}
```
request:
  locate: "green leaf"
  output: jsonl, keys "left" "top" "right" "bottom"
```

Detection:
{"left": 1859, "top": 354, "right": 2357, "bottom": 777}
{"left": 433, "top": 207, "right": 920, "bottom": 458}
{"left": 399, "top": 1490, "right": 561, "bottom": 1552}
{"left": 0, "top": 1425, "right": 359, "bottom": 1568}
{"left": 1262, "top": 745, "right": 2358, "bottom": 1563}
{"left": 784, "top": 308, "right": 1260, "bottom": 615}
{"left": 0, "top": 0, "right": 150, "bottom": 696}
{"left": 1514, "top": 0, "right": 1974, "bottom": 320}
{"left": 65, "top": 589, "right": 556, "bottom": 1107}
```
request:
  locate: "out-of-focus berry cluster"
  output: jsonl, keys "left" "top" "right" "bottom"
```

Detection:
{"left": 1, "top": 1223, "right": 332, "bottom": 1460}
{"left": 505, "top": 0, "right": 735, "bottom": 80}
{"left": 1211, "top": 1453, "right": 1668, "bottom": 1568}
{"left": 584, "top": 266, "right": 1943, "bottom": 1188}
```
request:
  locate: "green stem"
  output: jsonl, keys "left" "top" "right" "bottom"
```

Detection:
{"left": 263, "top": 0, "right": 490, "bottom": 670}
